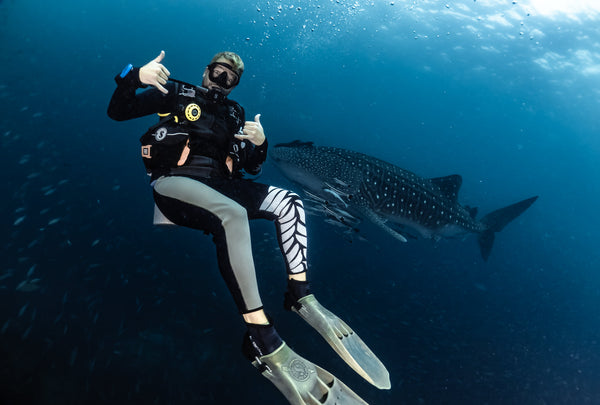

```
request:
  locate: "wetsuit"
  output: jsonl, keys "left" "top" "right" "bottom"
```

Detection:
{"left": 107, "top": 67, "right": 307, "bottom": 314}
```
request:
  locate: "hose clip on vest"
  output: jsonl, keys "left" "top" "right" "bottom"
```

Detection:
{"left": 184, "top": 103, "right": 201, "bottom": 121}
{"left": 179, "top": 84, "right": 196, "bottom": 98}
{"left": 169, "top": 78, "right": 226, "bottom": 104}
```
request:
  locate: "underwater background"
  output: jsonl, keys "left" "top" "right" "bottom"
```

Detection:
{"left": 1, "top": 0, "right": 599, "bottom": 404}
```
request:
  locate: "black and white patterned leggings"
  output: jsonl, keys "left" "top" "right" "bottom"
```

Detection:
{"left": 153, "top": 175, "right": 308, "bottom": 314}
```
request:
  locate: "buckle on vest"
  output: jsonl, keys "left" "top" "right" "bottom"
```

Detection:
{"left": 141, "top": 145, "right": 152, "bottom": 158}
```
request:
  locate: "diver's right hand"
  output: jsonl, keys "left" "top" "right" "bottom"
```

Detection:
{"left": 139, "top": 50, "right": 171, "bottom": 94}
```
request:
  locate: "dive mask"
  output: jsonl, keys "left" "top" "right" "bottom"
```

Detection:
{"left": 207, "top": 62, "right": 240, "bottom": 89}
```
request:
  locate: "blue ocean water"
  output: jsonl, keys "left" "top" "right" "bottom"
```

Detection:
{"left": 1, "top": 0, "right": 599, "bottom": 404}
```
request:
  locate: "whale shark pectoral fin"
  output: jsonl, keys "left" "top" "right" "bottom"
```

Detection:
{"left": 385, "top": 225, "right": 408, "bottom": 243}
{"left": 363, "top": 210, "right": 408, "bottom": 243}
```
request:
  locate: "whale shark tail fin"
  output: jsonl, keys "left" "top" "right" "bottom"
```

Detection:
{"left": 478, "top": 196, "right": 538, "bottom": 261}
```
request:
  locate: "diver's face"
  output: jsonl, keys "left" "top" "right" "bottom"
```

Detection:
{"left": 202, "top": 57, "right": 239, "bottom": 95}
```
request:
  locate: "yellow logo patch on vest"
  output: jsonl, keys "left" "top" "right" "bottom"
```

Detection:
{"left": 185, "top": 103, "right": 201, "bottom": 121}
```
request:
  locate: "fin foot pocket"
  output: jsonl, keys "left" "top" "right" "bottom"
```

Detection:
{"left": 294, "top": 295, "right": 391, "bottom": 390}
{"left": 253, "top": 342, "right": 369, "bottom": 405}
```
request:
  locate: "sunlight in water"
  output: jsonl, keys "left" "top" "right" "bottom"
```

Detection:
{"left": 527, "top": 0, "right": 600, "bottom": 19}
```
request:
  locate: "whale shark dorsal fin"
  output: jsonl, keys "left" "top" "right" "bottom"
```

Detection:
{"left": 429, "top": 174, "right": 462, "bottom": 202}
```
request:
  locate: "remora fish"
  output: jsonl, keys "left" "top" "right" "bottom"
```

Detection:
{"left": 270, "top": 141, "right": 538, "bottom": 260}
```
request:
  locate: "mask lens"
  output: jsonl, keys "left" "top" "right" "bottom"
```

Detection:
{"left": 208, "top": 63, "right": 239, "bottom": 89}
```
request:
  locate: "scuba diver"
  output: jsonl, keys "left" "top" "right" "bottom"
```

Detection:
{"left": 107, "top": 50, "right": 390, "bottom": 404}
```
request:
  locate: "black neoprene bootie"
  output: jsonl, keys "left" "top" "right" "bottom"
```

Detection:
{"left": 241, "top": 320, "right": 284, "bottom": 363}
{"left": 283, "top": 279, "right": 312, "bottom": 311}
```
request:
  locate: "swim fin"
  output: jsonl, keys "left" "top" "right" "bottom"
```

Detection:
{"left": 252, "top": 342, "right": 369, "bottom": 405}
{"left": 293, "top": 294, "right": 391, "bottom": 390}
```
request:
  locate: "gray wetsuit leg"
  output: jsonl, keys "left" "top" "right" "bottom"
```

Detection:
{"left": 153, "top": 175, "right": 263, "bottom": 313}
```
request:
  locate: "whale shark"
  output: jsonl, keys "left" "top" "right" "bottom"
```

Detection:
{"left": 270, "top": 141, "right": 538, "bottom": 261}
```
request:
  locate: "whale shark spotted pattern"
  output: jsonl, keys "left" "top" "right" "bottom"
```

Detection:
{"left": 270, "top": 141, "right": 538, "bottom": 260}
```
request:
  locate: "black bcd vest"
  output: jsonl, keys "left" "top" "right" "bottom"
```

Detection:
{"left": 139, "top": 81, "right": 245, "bottom": 178}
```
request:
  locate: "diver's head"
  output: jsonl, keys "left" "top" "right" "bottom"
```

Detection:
{"left": 202, "top": 51, "right": 244, "bottom": 95}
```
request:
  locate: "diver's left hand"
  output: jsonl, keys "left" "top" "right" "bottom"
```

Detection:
{"left": 237, "top": 114, "right": 265, "bottom": 146}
